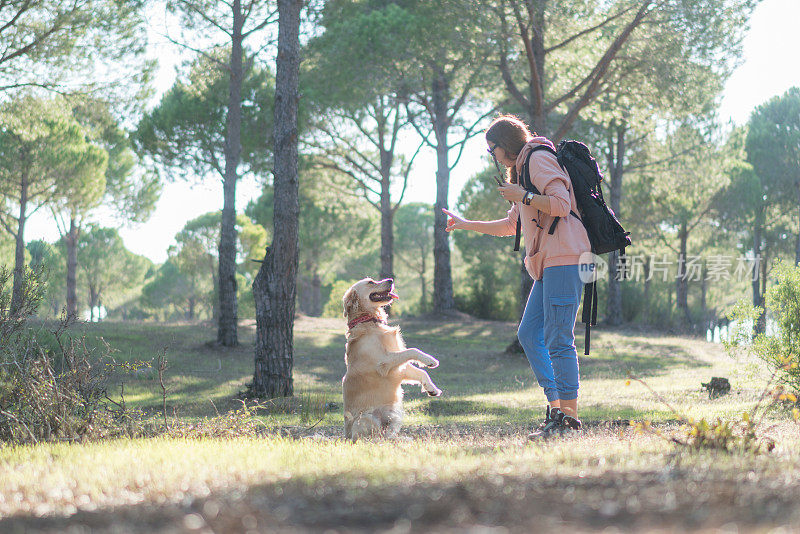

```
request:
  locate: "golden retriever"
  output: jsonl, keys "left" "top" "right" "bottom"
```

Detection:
{"left": 341, "top": 277, "right": 441, "bottom": 441}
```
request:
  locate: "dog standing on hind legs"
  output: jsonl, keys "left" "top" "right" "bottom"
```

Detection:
{"left": 341, "top": 278, "right": 442, "bottom": 442}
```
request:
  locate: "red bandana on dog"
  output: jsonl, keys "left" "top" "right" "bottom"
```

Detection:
{"left": 347, "top": 314, "right": 387, "bottom": 330}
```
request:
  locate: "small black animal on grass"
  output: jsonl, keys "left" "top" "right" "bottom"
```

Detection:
{"left": 701, "top": 377, "right": 731, "bottom": 399}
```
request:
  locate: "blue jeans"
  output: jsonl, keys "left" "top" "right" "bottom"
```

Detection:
{"left": 517, "top": 265, "right": 585, "bottom": 402}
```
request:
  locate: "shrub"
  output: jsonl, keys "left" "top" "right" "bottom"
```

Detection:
{"left": 1, "top": 266, "right": 275, "bottom": 444}
{"left": 0, "top": 265, "right": 43, "bottom": 342}
{"left": 322, "top": 279, "right": 357, "bottom": 318}
{"left": 0, "top": 266, "right": 144, "bottom": 444}
{"left": 725, "top": 261, "right": 800, "bottom": 396}
{"left": 628, "top": 374, "right": 779, "bottom": 454}
{"left": 451, "top": 232, "right": 517, "bottom": 321}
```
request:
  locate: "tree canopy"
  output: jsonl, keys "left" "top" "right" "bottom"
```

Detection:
{"left": 135, "top": 53, "right": 275, "bottom": 184}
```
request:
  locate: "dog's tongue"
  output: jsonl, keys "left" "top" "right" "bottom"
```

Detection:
{"left": 389, "top": 291, "right": 399, "bottom": 300}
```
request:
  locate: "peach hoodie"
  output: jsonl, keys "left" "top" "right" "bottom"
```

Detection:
{"left": 485, "top": 137, "right": 591, "bottom": 281}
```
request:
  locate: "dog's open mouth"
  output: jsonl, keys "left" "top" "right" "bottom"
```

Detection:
{"left": 369, "top": 288, "right": 399, "bottom": 302}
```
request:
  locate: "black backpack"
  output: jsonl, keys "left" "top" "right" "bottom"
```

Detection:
{"left": 515, "top": 140, "right": 631, "bottom": 355}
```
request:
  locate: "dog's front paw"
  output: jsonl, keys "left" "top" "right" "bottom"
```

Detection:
{"left": 426, "top": 387, "right": 442, "bottom": 397}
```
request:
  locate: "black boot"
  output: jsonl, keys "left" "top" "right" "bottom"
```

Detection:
{"left": 528, "top": 406, "right": 565, "bottom": 440}
{"left": 561, "top": 414, "right": 583, "bottom": 434}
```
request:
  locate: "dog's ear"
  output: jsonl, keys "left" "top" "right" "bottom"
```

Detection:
{"left": 342, "top": 287, "right": 361, "bottom": 319}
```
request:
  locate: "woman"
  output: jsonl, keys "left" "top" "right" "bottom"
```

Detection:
{"left": 443, "top": 114, "right": 591, "bottom": 439}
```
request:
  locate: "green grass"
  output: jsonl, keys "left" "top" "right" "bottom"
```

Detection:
{"left": 2, "top": 317, "right": 799, "bottom": 532}
{"left": 72, "top": 317, "right": 769, "bottom": 425}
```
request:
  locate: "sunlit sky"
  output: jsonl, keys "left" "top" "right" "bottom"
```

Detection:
{"left": 24, "top": 0, "right": 800, "bottom": 264}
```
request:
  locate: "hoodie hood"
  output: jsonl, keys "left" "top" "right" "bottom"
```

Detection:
{"left": 515, "top": 137, "right": 557, "bottom": 176}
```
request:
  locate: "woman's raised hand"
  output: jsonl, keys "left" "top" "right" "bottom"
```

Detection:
{"left": 442, "top": 208, "right": 468, "bottom": 232}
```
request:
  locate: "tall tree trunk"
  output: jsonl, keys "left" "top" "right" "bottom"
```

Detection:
{"left": 512, "top": 0, "right": 547, "bottom": 135}
{"left": 419, "top": 248, "right": 427, "bottom": 311}
{"left": 297, "top": 275, "right": 310, "bottom": 314}
{"left": 218, "top": 0, "right": 245, "bottom": 347}
{"left": 10, "top": 170, "right": 28, "bottom": 314}
{"left": 795, "top": 180, "right": 800, "bottom": 265}
{"left": 756, "top": 240, "right": 769, "bottom": 335}
{"left": 606, "top": 121, "right": 625, "bottom": 325}
{"left": 676, "top": 221, "right": 690, "bottom": 324}
{"left": 700, "top": 259, "right": 708, "bottom": 325}
{"left": 251, "top": 0, "right": 302, "bottom": 398}
{"left": 210, "top": 261, "right": 220, "bottom": 325}
{"left": 518, "top": 254, "right": 531, "bottom": 319}
{"left": 607, "top": 261, "right": 621, "bottom": 322}
{"left": 432, "top": 71, "right": 455, "bottom": 312}
{"left": 752, "top": 221, "right": 766, "bottom": 334}
{"left": 760, "top": 244, "right": 768, "bottom": 299}
{"left": 379, "top": 148, "right": 394, "bottom": 281}
{"left": 752, "top": 223, "right": 762, "bottom": 307}
{"left": 529, "top": 2, "right": 546, "bottom": 135}
{"left": 88, "top": 286, "right": 99, "bottom": 322}
{"left": 65, "top": 216, "right": 79, "bottom": 320}
{"left": 504, "top": 253, "right": 530, "bottom": 354}
{"left": 643, "top": 256, "right": 651, "bottom": 323}
{"left": 311, "top": 271, "right": 321, "bottom": 317}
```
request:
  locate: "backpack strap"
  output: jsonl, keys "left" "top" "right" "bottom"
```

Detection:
{"left": 524, "top": 145, "right": 563, "bottom": 235}
{"left": 514, "top": 144, "right": 563, "bottom": 248}
{"left": 581, "top": 279, "right": 598, "bottom": 356}
{"left": 522, "top": 145, "right": 556, "bottom": 192}
{"left": 584, "top": 322, "right": 591, "bottom": 356}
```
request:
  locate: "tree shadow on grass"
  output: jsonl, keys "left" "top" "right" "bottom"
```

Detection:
{"left": 140, "top": 338, "right": 704, "bottom": 419}
{"left": 421, "top": 398, "right": 513, "bottom": 417}
{"left": 400, "top": 318, "right": 518, "bottom": 350}
{"left": 3, "top": 457, "right": 798, "bottom": 533}
{"left": 69, "top": 319, "right": 713, "bottom": 420}
{"left": 579, "top": 340, "right": 706, "bottom": 379}
{"left": 406, "top": 397, "right": 679, "bottom": 427}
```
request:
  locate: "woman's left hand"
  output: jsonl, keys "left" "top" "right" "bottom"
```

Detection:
{"left": 498, "top": 182, "right": 526, "bottom": 203}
